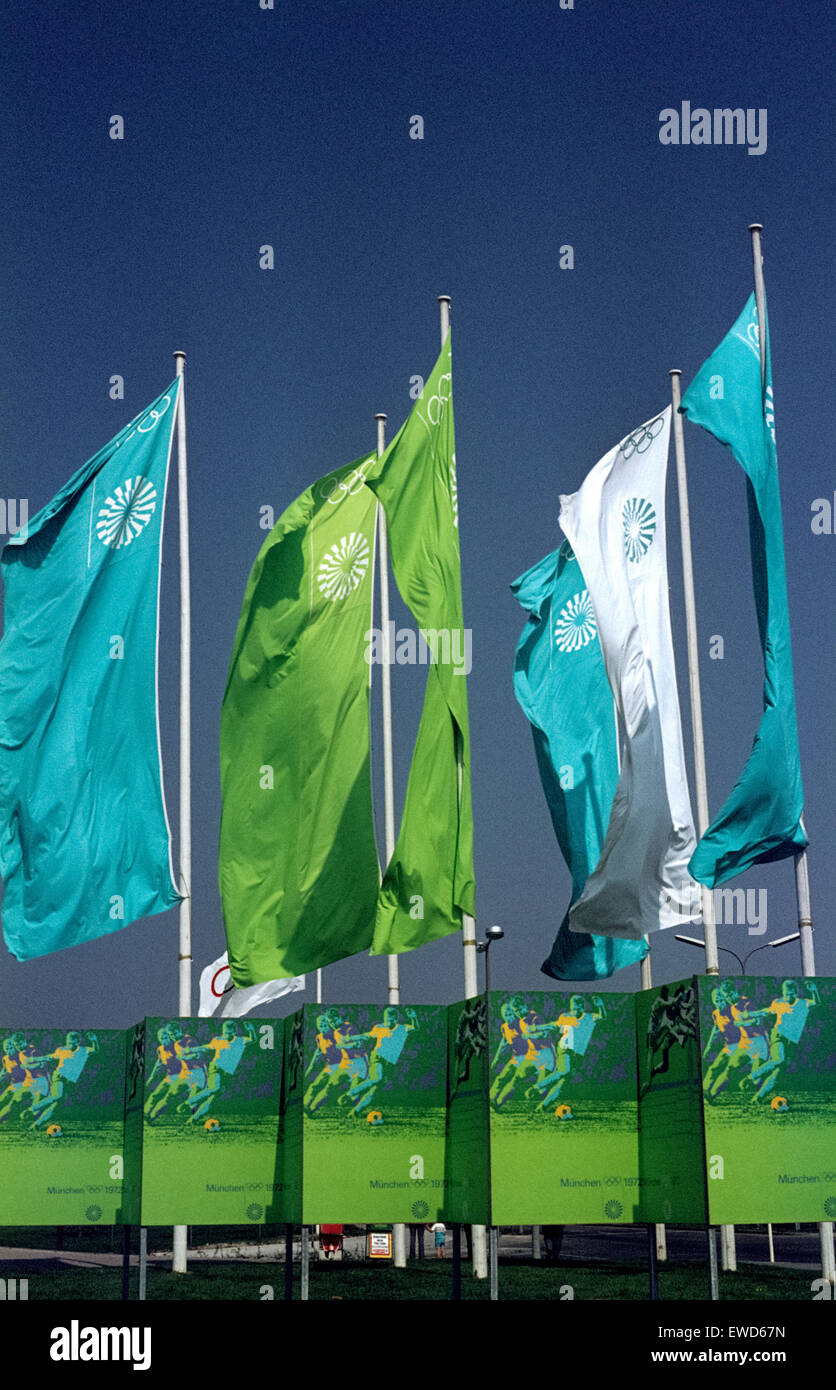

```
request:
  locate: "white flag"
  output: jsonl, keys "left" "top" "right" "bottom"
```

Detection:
{"left": 559, "top": 406, "right": 700, "bottom": 938}
{"left": 198, "top": 951, "right": 306, "bottom": 1018}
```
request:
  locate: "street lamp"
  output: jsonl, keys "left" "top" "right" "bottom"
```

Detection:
{"left": 675, "top": 931, "right": 801, "bottom": 975}
{"left": 476, "top": 924, "right": 504, "bottom": 996}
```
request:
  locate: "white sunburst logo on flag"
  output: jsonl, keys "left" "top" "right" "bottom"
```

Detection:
{"left": 554, "top": 589, "right": 597, "bottom": 653}
{"left": 450, "top": 453, "right": 458, "bottom": 529}
{"left": 317, "top": 532, "right": 371, "bottom": 601}
{"left": 96, "top": 475, "right": 158, "bottom": 549}
{"left": 622, "top": 497, "right": 656, "bottom": 563}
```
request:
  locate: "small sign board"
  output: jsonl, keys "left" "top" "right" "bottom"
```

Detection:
{"left": 368, "top": 1231, "right": 392, "bottom": 1259}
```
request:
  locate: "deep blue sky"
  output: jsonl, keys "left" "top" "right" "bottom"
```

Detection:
{"left": 1, "top": 0, "right": 833, "bottom": 1027}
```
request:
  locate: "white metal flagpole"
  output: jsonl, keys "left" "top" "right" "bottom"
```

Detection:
{"left": 438, "top": 295, "right": 487, "bottom": 1280}
{"left": 748, "top": 223, "right": 834, "bottom": 1291}
{"left": 172, "top": 348, "right": 191, "bottom": 1277}
{"left": 669, "top": 370, "right": 719, "bottom": 977}
{"left": 374, "top": 413, "right": 400, "bottom": 1010}
{"left": 374, "top": 410, "right": 407, "bottom": 1270}
{"left": 438, "top": 296, "right": 479, "bottom": 1001}
{"left": 670, "top": 366, "right": 733, "bottom": 1274}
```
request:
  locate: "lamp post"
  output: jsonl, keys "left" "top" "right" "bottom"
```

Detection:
{"left": 675, "top": 932, "right": 801, "bottom": 976}
{"left": 476, "top": 924, "right": 505, "bottom": 997}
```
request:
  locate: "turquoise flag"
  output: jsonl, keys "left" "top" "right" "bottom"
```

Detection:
{"left": 512, "top": 540, "right": 648, "bottom": 979}
{"left": 0, "top": 384, "right": 182, "bottom": 960}
{"left": 681, "top": 295, "right": 807, "bottom": 886}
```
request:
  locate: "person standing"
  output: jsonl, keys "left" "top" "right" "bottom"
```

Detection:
{"left": 431, "top": 1221, "right": 447, "bottom": 1259}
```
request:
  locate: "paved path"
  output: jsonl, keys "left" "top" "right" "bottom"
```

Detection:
{"left": 0, "top": 1226, "right": 826, "bottom": 1272}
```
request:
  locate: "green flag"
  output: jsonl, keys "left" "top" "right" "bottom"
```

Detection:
{"left": 0, "top": 384, "right": 182, "bottom": 959}
{"left": 219, "top": 456, "right": 380, "bottom": 984}
{"left": 364, "top": 333, "right": 476, "bottom": 954}
{"left": 680, "top": 295, "right": 807, "bottom": 886}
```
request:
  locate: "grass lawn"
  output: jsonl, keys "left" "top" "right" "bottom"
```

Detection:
{"left": 2, "top": 1257, "right": 814, "bottom": 1301}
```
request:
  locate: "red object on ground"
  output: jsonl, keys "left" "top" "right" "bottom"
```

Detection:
{"left": 320, "top": 1223, "right": 344, "bottom": 1253}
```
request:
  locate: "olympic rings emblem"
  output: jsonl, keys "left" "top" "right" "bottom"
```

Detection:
{"left": 137, "top": 394, "right": 173, "bottom": 432}
{"left": 318, "top": 462, "right": 371, "bottom": 506}
{"left": 117, "top": 393, "right": 174, "bottom": 452}
{"left": 617, "top": 415, "right": 664, "bottom": 460}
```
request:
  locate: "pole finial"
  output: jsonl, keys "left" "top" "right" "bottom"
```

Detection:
{"left": 668, "top": 368, "right": 682, "bottom": 377}
{"left": 437, "top": 294, "right": 451, "bottom": 304}
{"left": 374, "top": 412, "right": 387, "bottom": 421}
{"left": 172, "top": 349, "right": 186, "bottom": 359}
{"left": 748, "top": 223, "right": 764, "bottom": 233}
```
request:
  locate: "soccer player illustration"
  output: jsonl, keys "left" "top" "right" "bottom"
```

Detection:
{"left": 0, "top": 1032, "right": 52, "bottom": 1123}
{"left": 0, "top": 1034, "right": 33, "bottom": 1124}
{"left": 640, "top": 982, "right": 698, "bottom": 1098}
{"left": 532, "top": 994, "right": 607, "bottom": 1110}
{"left": 144, "top": 1022, "right": 201, "bottom": 1122}
{"left": 27, "top": 1031, "right": 99, "bottom": 1129}
{"left": 336, "top": 1006, "right": 419, "bottom": 1113}
{"left": 490, "top": 1001, "right": 538, "bottom": 1107}
{"left": 304, "top": 1009, "right": 359, "bottom": 1113}
{"left": 178, "top": 1020, "right": 257, "bottom": 1124}
{"left": 739, "top": 980, "right": 819, "bottom": 1104}
{"left": 491, "top": 994, "right": 606, "bottom": 1110}
{"left": 701, "top": 983, "right": 769, "bottom": 1102}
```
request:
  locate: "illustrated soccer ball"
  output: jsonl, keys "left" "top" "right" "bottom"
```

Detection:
{"left": 770, "top": 1096, "right": 788, "bottom": 1113}
{"left": 46, "top": 1123, "right": 62, "bottom": 1137}
{"left": 555, "top": 1105, "right": 573, "bottom": 1121}
{"left": 366, "top": 1110, "right": 384, "bottom": 1126}
{"left": 204, "top": 1117, "right": 220, "bottom": 1132}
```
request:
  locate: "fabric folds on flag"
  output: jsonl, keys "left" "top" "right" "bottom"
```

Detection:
{"left": 559, "top": 406, "right": 701, "bottom": 939}
{"left": 363, "top": 332, "right": 476, "bottom": 954}
{"left": 0, "top": 384, "right": 182, "bottom": 959}
{"left": 219, "top": 456, "right": 380, "bottom": 984}
{"left": 512, "top": 541, "right": 649, "bottom": 978}
{"left": 680, "top": 295, "right": 806, "bottom": 886}
{"left": 198, "top": 950, "right": 305, "bottom": 1018}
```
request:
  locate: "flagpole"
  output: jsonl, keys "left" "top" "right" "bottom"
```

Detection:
{"left": 375, "top": 411, "right": 407, "bottom": 1270}
{"left": 172, "top": 349, "right": 191, "bottom": 1278}
{"left": 669, "top": 370, "right": 719, "bottom": 978}
{"left": 438, "top": 296, "right": 487, "bottom": 1281}
{"left": 438, "top": 296, "right": 479, "bottom": 1001}
{"left": 375, "top": 413, "right": 400, "bottom": 1010}
{"left": 670, "top": 364, "right": 733, "bottom": 1273}
{"left": 748, "top": 223, "right": 834, "bottom": 1290}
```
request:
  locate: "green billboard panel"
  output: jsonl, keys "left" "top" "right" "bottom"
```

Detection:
{"left": 446, "top": 998, "right": 490, "bottom": 1223}
{"left": 488, "top": 990, "right": 639, "bottom": 1224}
{"left": 0, "top": 1026, "right": 126, "bottom": 1225}
{"left": 126, "top": 1016, "right": 283, "bottom": 1226}
{"left": 699, "top": 975, "right": 836, "bottom": 1224}
{"left": 294, "top": 1003, "right": 448, "bottom": 1223}
{"left": 276, "top": 1008, "right": 303, "bottom": 1224}
{"left": 636, "top": 978, "right": 707, "bottom": 1224}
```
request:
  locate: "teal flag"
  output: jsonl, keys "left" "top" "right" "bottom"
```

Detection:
{"left": 681, "top": 295, "right": 807, "bottom": 886}
{"left": 0, "top": 385, "right": 182, "bottom": 960}
{"left": 512, "top": 541, "right": 648, "bottom": 979}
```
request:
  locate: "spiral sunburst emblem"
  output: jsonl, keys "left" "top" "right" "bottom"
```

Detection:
{"left": 554, "top": 589, "right": 597, "bottom": 653}
{"left": 317, "top": 532, "right": 370, "bottom": 601}
{"left": 96, "top": 475, "right": 158, "bottom": 549}
{"left": 622, "top": 497, "right": 656, "bottom": 563}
